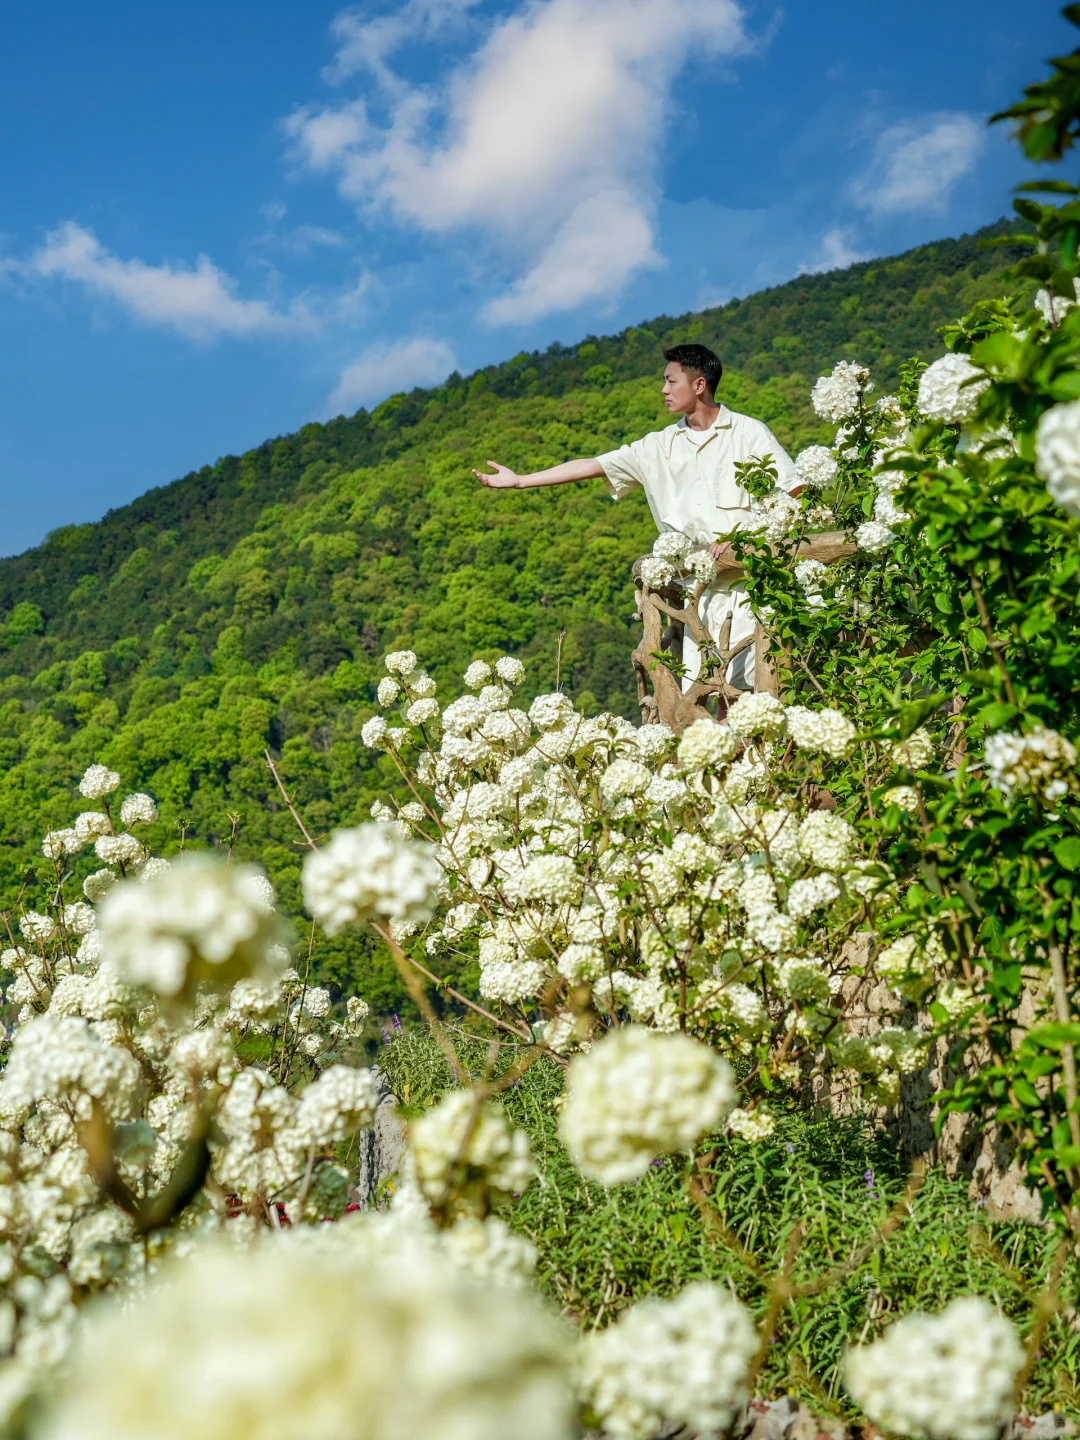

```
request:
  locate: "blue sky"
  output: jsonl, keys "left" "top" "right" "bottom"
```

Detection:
{"left": 0, "top": 0, "right": 1073, "bottom": 557}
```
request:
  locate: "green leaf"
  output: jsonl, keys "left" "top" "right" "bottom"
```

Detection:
{"left": 976, "top": 702, "right": 1022, "bottom": 729}
{"left": 1029, "top": 1023, "right": 1080, "bottom": 1051}
{"left": 895, "top": 693, "right": 947, "bottom": 739}
{"left": 1053, "top": 836, "right": 1080, "bottom": 871}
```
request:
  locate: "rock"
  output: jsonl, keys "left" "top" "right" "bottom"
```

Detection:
{"left": 735, "top": 1397, "right": 848, "bottom": 1440}
{"left": 1013, "top": 1415, "right": 1077, "bottom": 1439}
{"left": 351, "top": 1068, "right": 407, "bottom": 1208}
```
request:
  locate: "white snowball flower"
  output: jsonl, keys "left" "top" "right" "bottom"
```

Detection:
{"left": 882, "top": 785, "right": 920, "bottom": 813}
{"left": 74, "top": 811, "right": 112, "bottom": 843}
{"left": 1035, "top": 397, "right": 1080, "bottom": 518}
{"left": 678, "top": 718, "right": 739, "bottom": 771}
{"left": 876, "top": 933, "right": 946, "bottom": 1001}
{"left": 727, "top": 1106, "right": 777, "bottom": 1141}
{"left": 43, "top": 1230, "right": 571, "bottom": 1440}
{"left": 634, "top": 723, "right": 675, "bottom": 759}
{"left": 411, "top": 1090, "right": 535, "bottom": 1205}
{"left": 138, "top": 856, "right": 172, "bottom": 883}
{"left": 289, "top": 1065, "right": 379, "bottom": 1147}
{"left": 78, "top": 765, "right": 121, "bottom": 800}
{"left": 19, "top": 910, "right": 56, "bottom": 943}
{"left": 495, "top": 655, "right": 526, "bottom": 685}
{"left": 560, "top": 1027, "right": 736, "bottom": 1185}
{"left": 599, "top": 758, "right": 652, "bottom": 805}
{"left": 479, "top": 957, "right": 547, "bottom": 1004}
{"left": 464, "top": 660, "right": 492, "bottom": 688}
{"left": 686, "top": 548, "right": 716, "bottom": 582}
{"left": 892, "top": 727, "right": 935, "bottom": 769}
{"left": 726, "top": 691, "right": 787, "bottom": 739}
{"left": 509, "top": 854, "right": 581, "bottom": 906}
{"left": 855, "top": 520, "right": 895, "bottom": 553}
{"left": 873, "top": 490, "right": 909, "bottom": 527}
{"left": 794, "top": 445, "right": 839, "bottom": 489}
{"left": 97, "top": 856, "right": 284, "bottom": 997}
{"left": 303, "top": 825, "right": 442, "bottom": 935}
{"left": 785, "top": 705, "right": 857, "bottom": 759}
{"left": 917, "top": 353, "right": 990, "bottom": 424}
{"left": 1034, "top": 277, "right": 1080, "bottom": 326}
{"left": 442, "top": 694, "right": 485, "bottom": 735}
{"left": 119, "top": 793, "right": 158, "bottom": 827}
{"left": 0, "top": 1014, "right": 142, "bottom": 1122}
{"left": 845, "top": 1297, "right": 1022, "bottom": 1440}
{"left": 811, "top": 361, "right": 871, "bottom": 422}
{"left": 42, "top": 829, "right": 82, "bottom": 859}
{"left": 62, "top": 900, "right": 96, "bottom": 936}
{"left": 639, "top": 556, "right": 675, "bottom": 590}
{"left": 384, "top": 649, "right": 417, "bottom": 676}
{"left": 797, "top": 810, "right": 857, "bottom": 869}
{"left": 405, "top": 697, "right": 439, "bottom": 726}
{"left": 83, "top": 869, "right": 118, "bottom": 903}
{"left": 361, "top": 716, "right": 390, "bottom": 749}
{"left": 984, "top": 726, "right": 1077, "bottom": 805}
{"left": 529, "top": 693, "right": 574, "bottom": 729}
{"left": 93, "top": 834, "right": 147, "bottom": 869}
{"left": 441, "top": 1215, "right": 537, "bottom": 1289}
{"left": 579, "top": 1283, "right": 756, "bottom": 1440}
{"left": 794, "top": 557, "right": 828, "bottom": 593}
{"left": 377, "top": 677, "right": 401, "bottom": 707}
{"left": 653, "top": 530, "right": 692, "bottom": 564}
{"left": 785, "top": 873, "right": 840, "bottom": 919}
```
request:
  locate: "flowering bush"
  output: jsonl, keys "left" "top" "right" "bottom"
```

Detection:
{"left": 1, "top": 33, "right": 1080, "bottom": 1440}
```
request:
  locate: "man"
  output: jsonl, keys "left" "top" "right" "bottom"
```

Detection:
{"left": 473, "top": 343, "right": 801, "bottom": 691}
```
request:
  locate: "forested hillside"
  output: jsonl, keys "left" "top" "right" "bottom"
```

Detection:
{"left": 0, "top": 223, "right": 1021, "bottom": 1003}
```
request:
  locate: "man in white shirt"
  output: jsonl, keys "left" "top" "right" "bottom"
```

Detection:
{"left": 473, "top": 343, "right": 801, "bottom": 690}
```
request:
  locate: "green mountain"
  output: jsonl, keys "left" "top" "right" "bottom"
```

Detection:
{"left": 0, "top": 222, "right": 1021, "bottom": 1004}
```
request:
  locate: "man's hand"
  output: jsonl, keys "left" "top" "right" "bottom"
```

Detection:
{"left": 473, "top": 461, "right": 520, "bottom": 488}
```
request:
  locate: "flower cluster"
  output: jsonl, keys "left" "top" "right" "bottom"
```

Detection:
{"left": 916, "top": 353, "right": 990, "bottom": 425}
{"left": 638, "top": 529, "right": 715, "bottom": 591}
{"left": 578, "top": 1282, "right": 756, "bottom": 1439}
{"left": 44, "top": 1225, "right": 572, "bottom": 1440}
{"left": 812, "top": 361, "right": 872, "bottom": 423}
{"left": 984, "top": 726, "right": 1077, "bottom": 805}
{"left": 0, "top": 768, "right": 391, "bottom": 1416}
{"left": 559, "top": 1028, "right": 736, "bottom": 1185}
{"left": 1035, "top": 397, "right": 1080, "bottom": 518}
{"left": 845, "top": 1297, "right": 1022, "bottom": 1440}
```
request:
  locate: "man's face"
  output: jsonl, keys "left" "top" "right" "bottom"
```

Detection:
{"left": 662, "top": 362, "right": 703, "bottom": 414}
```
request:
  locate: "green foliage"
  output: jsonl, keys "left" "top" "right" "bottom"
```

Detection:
{"left": 381, "top": 1031, "right": 1080, "bottom": 1416}
{"left": 0, "top": 223, "right": 1020, "bottom": 1005}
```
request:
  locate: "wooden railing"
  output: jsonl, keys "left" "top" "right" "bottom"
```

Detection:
{"left": 631, "top": 531, "right": 856, "bottom": 732}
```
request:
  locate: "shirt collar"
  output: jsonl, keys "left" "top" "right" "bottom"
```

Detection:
{"left": 666, "top": 405, "right": 732, "bottom": 455}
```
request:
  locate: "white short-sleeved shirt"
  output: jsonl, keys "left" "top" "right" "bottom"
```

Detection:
{"left": 597, "top": 405, "right": 798, "bottom": 543}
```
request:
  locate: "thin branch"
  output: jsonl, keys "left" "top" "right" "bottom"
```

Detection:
{"left": 264, "top": 751, "right": 318, "bottom": 851}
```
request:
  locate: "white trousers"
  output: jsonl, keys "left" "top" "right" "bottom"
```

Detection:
{"left": 681, "top": 579, "right": 756, "bottom": 692}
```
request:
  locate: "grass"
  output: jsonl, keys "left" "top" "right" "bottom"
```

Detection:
{"left": 378, "top": 1028, "right": 1080, "bottom": 1419}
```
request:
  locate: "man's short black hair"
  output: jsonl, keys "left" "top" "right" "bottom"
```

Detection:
{"left": 663, "top": 343, "right": 723, "bottom": 397}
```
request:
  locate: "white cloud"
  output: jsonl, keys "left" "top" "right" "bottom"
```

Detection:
{"left": 801, "top": 227, "right": 868, "bottom": 275}
{"left": 323, "top": 0, "right": 484, "bottom": 89}
{"left": 327, "top": 337, "right": 458, "bottom": 413}
{"left": 851, "top": 113, "right": 984, "bottom": 216}
{"left": 287, "top": 0, "right": 751, "bottom": 324}
{"left": 482, "top": 188, "right": 660, "bottom": 325}
{"left": 17, "top": 222, "right": 312, "bottom": 340}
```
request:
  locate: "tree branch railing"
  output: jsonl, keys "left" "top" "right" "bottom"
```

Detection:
{"left": 632, "top": 531, "right": 856, "bottom": 732}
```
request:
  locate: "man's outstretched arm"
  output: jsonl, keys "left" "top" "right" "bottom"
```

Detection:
{"left": 472, "top": 457, "right": 606, "bottom": 490}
